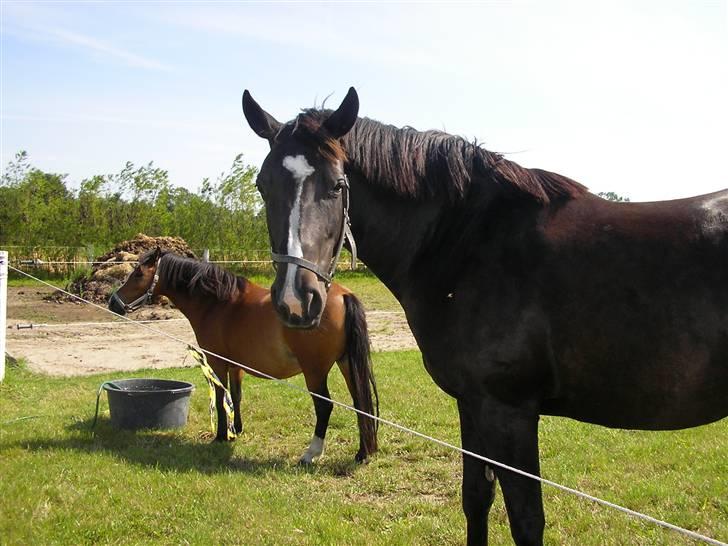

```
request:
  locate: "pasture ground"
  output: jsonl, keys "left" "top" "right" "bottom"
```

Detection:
{"left": 1, "top": 353, "right": 726, "bottom": 545}
{"left": 2, "top": 271, "right": 726, "bottom": 544}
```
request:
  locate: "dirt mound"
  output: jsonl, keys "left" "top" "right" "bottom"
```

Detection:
{"left": 50, "top": 234, "right": 197, "bottom": 304}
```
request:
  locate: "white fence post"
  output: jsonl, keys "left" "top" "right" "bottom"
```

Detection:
{"left": 0, "top": 250, "right": 8, "bottom": 382}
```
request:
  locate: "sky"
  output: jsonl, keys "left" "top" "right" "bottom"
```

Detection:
{"left": 1, "top": 0, "right": 726, "bottom": 202}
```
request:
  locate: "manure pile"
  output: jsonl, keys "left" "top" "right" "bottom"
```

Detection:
{"left": 52, "top": 234, "right": 196, "bottom": 304}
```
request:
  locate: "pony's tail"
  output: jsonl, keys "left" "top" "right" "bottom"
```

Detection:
{"left": 343, "top": 293, "right": 379, "bottom": 458}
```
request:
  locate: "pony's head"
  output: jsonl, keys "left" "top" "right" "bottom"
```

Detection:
{"left": 243, "top": 87, "right": 359, "bottom": 329}
{"left": 108, "top": 247, "right": 162, "bottom": 315}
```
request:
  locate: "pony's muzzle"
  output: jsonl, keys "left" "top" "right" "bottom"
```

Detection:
{"left": 108, "top": 292, "right": 127, "bottom": 316}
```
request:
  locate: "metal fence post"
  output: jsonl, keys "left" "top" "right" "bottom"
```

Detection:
{"left": 0, "top": 250, "right": 8, "bottom": 382}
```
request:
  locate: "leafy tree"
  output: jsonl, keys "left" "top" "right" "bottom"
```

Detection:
{"left": 597, "top": 191, "right": 630, "bottom": 202}
{"left": 0, "top": 151, "right": 268, "bottom": 255}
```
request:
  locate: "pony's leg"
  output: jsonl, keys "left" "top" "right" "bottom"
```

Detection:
{"left": 458, "top": 398, "right": 497, "bottom": 546}
{"left": 213, "top": 383, "right": 230, "bottom": 442}
{"left": 337, "top": 358, "right": 370, "bottom": 463}
{"left": 477, "top": 398, "right": 544, "bottom": 546}
{"left": 299, "top": 374, "right": 333, "bottom": 464}
{"left": 210, "top": 359, "right": 232, "bottom": 442}
{"left": 228, "top": 367, "right": 245, "bottom": 434}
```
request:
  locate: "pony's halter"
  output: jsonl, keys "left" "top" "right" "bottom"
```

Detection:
{"left": 270, "top": 174, "right": 357, "bottom": 287}
{"left": 110, "top": 258, "right": 161, "bottom": 313}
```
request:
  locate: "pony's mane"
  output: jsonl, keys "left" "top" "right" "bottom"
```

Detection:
{"left": 140, "top": 250, "right": 241, "bottom": 301}
{"left": 289, "top": 109, "right": 588, "bottom": 204}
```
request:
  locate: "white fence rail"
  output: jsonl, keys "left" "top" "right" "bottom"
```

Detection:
{"left": 0, "top": 250, "right": 7, "bottom": 382}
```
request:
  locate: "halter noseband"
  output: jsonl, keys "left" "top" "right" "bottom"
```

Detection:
{"left": 110, "top": 258, "right": 161, "bottom": 313}
{"left": 270, "top": 175, "right": 357, "bottom": 287}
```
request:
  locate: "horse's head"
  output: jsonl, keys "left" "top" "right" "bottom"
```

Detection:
{"left": 243, "top": 87, "right": 359, "bottom": 329}
{"left": 108, "top": 247, "right": 162, "bottom": 315}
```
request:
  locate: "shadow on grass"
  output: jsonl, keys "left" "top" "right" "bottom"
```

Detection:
{"left": 7, "top": 417, "right": 361, "bottom": 477}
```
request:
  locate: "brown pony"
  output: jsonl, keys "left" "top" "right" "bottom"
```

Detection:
{"left": 108, "top": 247, "right": 378, "bottom": 464}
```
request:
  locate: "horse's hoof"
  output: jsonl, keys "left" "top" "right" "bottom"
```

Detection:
{"left": 354, "top": 452, "right": 369, "bottom": 465}
{"left": 297, "top": 457, "right": 315, "bottom": 466}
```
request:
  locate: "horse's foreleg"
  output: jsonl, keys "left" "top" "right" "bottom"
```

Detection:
{"left": 478, "top": 399, "right": 544, "bottom": 546}
{"left": 299, "top": 374, "right": 333, "bottom": 464}
{"left": 458, "top": 398, "right": 497, "bottom": 546}
{"left": 228, "top": 367, "right": 244, "bottom": 434}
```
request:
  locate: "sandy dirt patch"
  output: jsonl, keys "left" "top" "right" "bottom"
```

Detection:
{"left": 5, "top": 287, "right": 417, "bottom": 376}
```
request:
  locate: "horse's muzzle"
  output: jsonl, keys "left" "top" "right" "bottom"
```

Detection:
{"left": 271, "top": 265, "right": 325, "bottom": 329}
{"left": 108, "top": 292, "right": 127, "bottom": 316}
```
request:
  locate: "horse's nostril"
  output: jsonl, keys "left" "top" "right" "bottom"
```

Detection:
{"left": 297, "top": 283, "right": 323, "bottom": 324}
{"left": 275, "top": 299, "right": 290, "bottom": 321}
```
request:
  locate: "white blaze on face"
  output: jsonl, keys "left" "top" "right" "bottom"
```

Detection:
{"left": 281, "top": 155, "right": 315, "bottom": 316}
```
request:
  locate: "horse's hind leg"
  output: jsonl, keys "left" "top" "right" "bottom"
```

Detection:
{"left": 228, "top": 367, "right": 244, "bottom": 434}
{"left": 299, "top": 372, "right": 333, "bottom": 465}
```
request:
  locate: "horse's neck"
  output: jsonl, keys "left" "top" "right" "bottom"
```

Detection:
{"left": 347, "top": 173, "right": 444, "bottom": 300}
{"left": 157, "top": 283, "right": 213, "bottom": 327}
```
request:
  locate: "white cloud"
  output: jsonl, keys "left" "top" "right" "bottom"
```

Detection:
{"left": 47, "top": 27, "right": 173, "bottom": 72}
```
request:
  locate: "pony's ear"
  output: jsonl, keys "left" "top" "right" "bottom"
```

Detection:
{"left": 324, "top": 87, "right": 359, "bottom": 139}
{"left": 242, "top": 90, "right": 282, "bottom": 142}
{"left": 153, "top": 246, "right": 161, "bottom": 261}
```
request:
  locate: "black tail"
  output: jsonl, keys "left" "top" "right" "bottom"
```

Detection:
{"left": 343, "top": 293, "right": 379, "bottom": 458}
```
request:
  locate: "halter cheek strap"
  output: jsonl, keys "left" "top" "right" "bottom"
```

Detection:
{"left": 271, "top": 175, "right": 357, "bottom": 287}
{"left": 110, "top": 258, "right": 161, "bottom": 313}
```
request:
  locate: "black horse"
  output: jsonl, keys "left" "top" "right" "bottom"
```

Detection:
{"left": 242, "top": 87, "right": 728, "bottom": 545}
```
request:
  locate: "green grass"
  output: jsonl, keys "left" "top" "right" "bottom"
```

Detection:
{"left": 1, "top": 352, "right": 725, "bottom": 545}
{"left": 8, "top": 277, "right": 54, "bottom": 288}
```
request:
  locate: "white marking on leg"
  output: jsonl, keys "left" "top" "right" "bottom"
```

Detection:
{"left": 299, "top": 435, "right": 325, "bottom": 464}
{"left": 281, "top": 155, "right": 315, "bottom": 316}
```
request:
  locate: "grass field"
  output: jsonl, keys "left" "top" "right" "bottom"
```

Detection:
{"left": 1, "top": 353, "right": 725, "bottom": 545}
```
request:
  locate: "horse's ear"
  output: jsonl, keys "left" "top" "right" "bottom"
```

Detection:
{"left": 324, "top": 87, "right": 359, "bottom": 139}
{"left": 154, "top": 246, "right": 161, "bottom": 260}
{"left": 242, "top": 90, "right": 282, "bottom": 142}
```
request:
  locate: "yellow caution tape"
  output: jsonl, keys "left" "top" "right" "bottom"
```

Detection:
{"left": 188, "top": 347, "right": 236, "bottom": 440}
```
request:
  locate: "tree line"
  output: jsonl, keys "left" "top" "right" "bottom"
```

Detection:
{"left": 0, "top": 150, "right": 630, "bottom": 257}
{"left": 0, "top": 151, "right": 269, "bottom": 254}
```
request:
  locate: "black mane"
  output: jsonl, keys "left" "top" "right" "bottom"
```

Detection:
{"left": 294, "top": 110, "right": 588, "bottom": 204}
{"left": 140, "top": 250, "right": 241, "bottom": 301}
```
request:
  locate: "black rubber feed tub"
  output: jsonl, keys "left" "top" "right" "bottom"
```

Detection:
{"left": 103, "top": 379, "right": 195, "bottom": 430}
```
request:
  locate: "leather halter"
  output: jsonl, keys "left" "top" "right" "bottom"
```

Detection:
{"left": 270, "top": 175, "right": 357, "bottom": 287}
{"left": 110, "top": 258, "right": 161, "bottom": 313}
